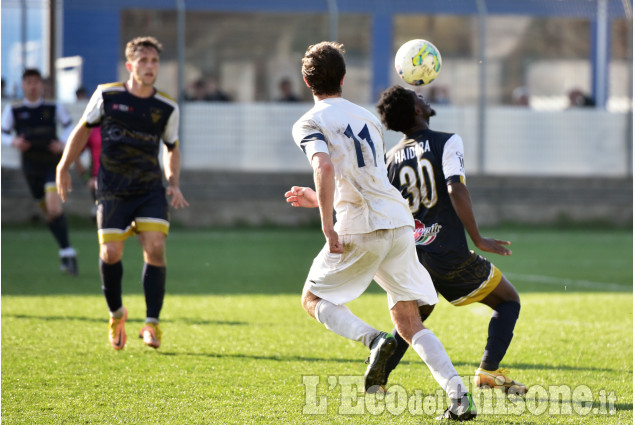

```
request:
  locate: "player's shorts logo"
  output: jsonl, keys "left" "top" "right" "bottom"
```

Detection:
{"left": 414, "top": 219, "right": 442, "bottom": 245}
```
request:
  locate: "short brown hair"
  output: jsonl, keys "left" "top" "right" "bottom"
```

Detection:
{"left": 301, "top": 41, "right": 345, "bottom": 96}
{"left": 125, "top": 36, "right": 163, "bottom": 61}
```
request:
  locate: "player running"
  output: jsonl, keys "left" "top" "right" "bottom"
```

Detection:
{"left": 57, "top": 36, "right": 189, "bottom": 351}
{"left": 377, "top": 85, "right": 526, "bottom": 395}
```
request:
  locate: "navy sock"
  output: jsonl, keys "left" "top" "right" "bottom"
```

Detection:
{"left": 385, "top": 308, "right": 433, "bottom": 377}
{"left": 143, "top": 263, "right": 166, "bottom": 320}
{"left": 48, "top": 214, "right": 70, "bottom": 249}
{"left": 480, "top": 301, "right": 521, "bottom": 371}
{"left": 100, "top": 260, "right": 123, "bottom": 313}
{"left": 385, "top": 328, "right": 409, "bottom": 377}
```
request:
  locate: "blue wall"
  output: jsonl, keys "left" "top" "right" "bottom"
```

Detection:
{"left": 62, "top": 0, "right": 630, "bottom": 99}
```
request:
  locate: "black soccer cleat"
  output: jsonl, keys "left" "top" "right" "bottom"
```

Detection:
{"left": 61, "top": 256, "right": 79, "bottom": 277}
{"left": 436, "top": 392, "right": 477, "bottom": 422}
{"left": 364, "top": 331, "right": 397, "bottom": 393}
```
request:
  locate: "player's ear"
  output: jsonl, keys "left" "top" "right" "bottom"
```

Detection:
{"left": 125, "top": 61, "right": 133, "bottom": 72}
{"left": 303, "top": 77, "right": 310, "bottom": 88}
{"left": 340, "top": 75, "right": 345, "bottom": 86}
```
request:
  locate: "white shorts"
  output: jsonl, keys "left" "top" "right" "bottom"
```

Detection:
{"left": 304, "top": 226, "right": 438, "bottom": 309}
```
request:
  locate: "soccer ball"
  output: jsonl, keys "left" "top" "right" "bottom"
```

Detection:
{"left": 394, "top": 39, "right": 442, "bottom": 86}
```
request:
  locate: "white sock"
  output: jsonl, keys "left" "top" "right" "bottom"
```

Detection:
{"left": 315, "top": 299, "right": 380, "bottom": 347}
{"left": 110, "top": 306, "right": 125, "bottom": 319}
{"left": 59, "top": 247, "right": 76, "bottom": 257}
{"left": 411, "top": 329, "right": 467, "bottom": 399}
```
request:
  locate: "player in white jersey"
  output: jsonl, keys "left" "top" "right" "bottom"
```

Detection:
{"left": 285, "top": 41, "right": 476, "bottom": 421}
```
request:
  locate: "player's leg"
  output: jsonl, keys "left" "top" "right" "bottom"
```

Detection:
{"left": 134, "top": 190, "right": 170, "bottom": 349}
{"left": 97, "top": 198, "right": 133, "bottom": 350}
{"left": 43, "top": 183, "right": 78, "bottom": 276}
{"left": 390, "top": 300, "right": 475, "bottom": 421}
{"left": 302, "top": 288, "right": 381, "bottom": 348}
{"left": 475, "top": 274, "right": 524, "bottom": 393}
{"left": 302, "top": 233, "right": 396, "bottom": 392}
{"left": 384, "top": 303, "right": 435, "bottom": 379}
{"left": 376, "top": 227, "right": 475, "bottom": 421}
{"left": 25, "top": 165, "right": 77, "bottom": 275}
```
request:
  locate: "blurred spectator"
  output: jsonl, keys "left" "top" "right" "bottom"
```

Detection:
{"left": 428, "top": 85, "right": 450, "bottom": 105}
{"left": 1, "top": 78, "right": 7, "bottom": 99}
{"left": 73, "top": 85, "right": 101, "bottom": 218}
{"left": 186, "top": 77, "right": 231, "bottom": 102}
{"left": 511, "top": 86, "right": 530, "bottom": 107}
{"left": 568, "top": 88, "right": 595, "bottom": 108}
{"left": 276, "top": 77, "right": 301, "bottom": 102}
{"left": 75, "top": 86, "right": 89, "bottom": 100}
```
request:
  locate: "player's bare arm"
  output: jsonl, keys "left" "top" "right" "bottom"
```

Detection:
{"left": 447, "top": 181, "right": 511, "bottom": 256}
{"left": 163, "top": 145, "right": 189, "bottom": 209}
{"left": 284, "top": 186, "right": 318, "bottom": 208}
{"left": 56, "top": 123, "right": 92, "bottom": 202}
{"left": 311, "top": 152, "right": 343, "bottom": 254}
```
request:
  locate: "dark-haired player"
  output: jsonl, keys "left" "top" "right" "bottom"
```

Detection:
{"left": 1, "top": 68, "right": 78, "bottom": 276}
{"left": 376, "top": 84, "right": 525, "bottom": 394}
{"left": 285, "top": 41, "right": 476, "bottom": 421}
{"left": 57, "top": 36, "right": 189, "bottom": 351}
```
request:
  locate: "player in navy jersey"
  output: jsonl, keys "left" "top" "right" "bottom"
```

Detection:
{"left": 56, "top": 36, "right": 189, "bottom": 351}
{"left": 1, "top": 68, "right": 78, "bottom": 276}
{"left": 376, "top": 85, "right": 525, "bottom": 394}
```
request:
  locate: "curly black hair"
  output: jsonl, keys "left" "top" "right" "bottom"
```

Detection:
{"left": 376, "top": 85, "right": 416, "bottom": 133}
{"left": 301, "top": 41, "right": 346, "bottom": 96}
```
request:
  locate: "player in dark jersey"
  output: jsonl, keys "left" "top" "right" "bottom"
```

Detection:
{"left": 1, "top": 68, "right": 78, "bottom": 276}
{"left": 56, "top": 36, "right": 189, "bottom": 351}
{"left": 376, "top": 85, "right": 525, "bottom": 394}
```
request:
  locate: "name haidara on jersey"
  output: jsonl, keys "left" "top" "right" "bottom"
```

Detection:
{"left": 394, "top": 140, "right": 431, "bottom": 164}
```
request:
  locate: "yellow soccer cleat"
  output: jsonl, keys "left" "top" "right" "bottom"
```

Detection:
{"left": 108, "top": 307, "right": 128, "bottom": 350}
{"left": 474, "top": 368, "right": 527, "bottom": 395}
{"left": 139, "top": 323, "right": 162, "bottom": 349}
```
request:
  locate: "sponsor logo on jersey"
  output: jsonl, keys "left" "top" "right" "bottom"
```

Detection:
{"left": 150, "top": 108, "right": 163, "bottom": 124}
{"left": 112, "top": 104, "right": 134, "bottom": 112}
{"left": 414, "top": 219, "right": 441, "bottom": 245}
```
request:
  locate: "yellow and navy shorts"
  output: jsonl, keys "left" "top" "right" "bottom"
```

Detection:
{"left": 97, "top": 189, "right": 169, "bottom": 244}
{"left": 421, "top": 251, "right": 502, "bottom": 306}
{"left": 22, "top": 161, "right": 58, "bottom": 202}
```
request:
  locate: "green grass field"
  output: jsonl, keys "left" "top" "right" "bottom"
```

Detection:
{"left": 1, "top": 224, "right": 632, "bottom": 424}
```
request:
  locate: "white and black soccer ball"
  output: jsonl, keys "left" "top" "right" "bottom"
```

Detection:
{"left": 394, "top": 39, "right": 442, "bottom": 86}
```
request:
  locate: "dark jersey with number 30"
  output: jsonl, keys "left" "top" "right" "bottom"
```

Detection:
{"left": 386, "top": 129, "right": 470, "bottom": 273}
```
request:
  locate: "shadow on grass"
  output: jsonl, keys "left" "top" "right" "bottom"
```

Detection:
{"left": 152, "top": 352, "right": 623, "bottom": 374}
{"left": 2, "top": 314, "right": 248, "bottom": 327}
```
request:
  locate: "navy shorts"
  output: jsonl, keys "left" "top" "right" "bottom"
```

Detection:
{"left": 97, "top": 188, "right": 169, "bottom": 244}
{"left": 420, "top": 251, "right": 502, "bottom": 306}
{"left": 22, "top": 161, "right": 57, "bottom": 202}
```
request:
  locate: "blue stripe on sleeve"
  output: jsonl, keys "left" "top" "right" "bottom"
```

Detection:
{"left": 299, "top": 132, "right": 325, "bottom": 154}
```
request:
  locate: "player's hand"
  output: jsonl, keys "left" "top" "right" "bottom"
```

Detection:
{"left": 476, "top": 237, "right": 512, "bottom": 256}
{"left": 87, "top": 177, "right": 97, "bottom": 191}
{"left": 324, "top": 228, "right": 344, "bottom": 254}
{"left": 49, "top": 140, "right": 65, "bottom": 154}
{"left": 11, "top": 136, "right": 31, "bottom": 152}
{"left": 284, "top": 186, "right": 318, "bottom": 208}
{"left": 56, "top": 166, "right": 72, "bottom": 202}
{"left": 167, "top": 185, "right": 189, "bottom": 209}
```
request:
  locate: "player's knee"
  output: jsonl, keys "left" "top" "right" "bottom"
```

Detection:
{"left": 301, "top": 290, "right": 319, "bottom": 318}
{"left": 100, "top": 244, "right": 123, "bottom": 263}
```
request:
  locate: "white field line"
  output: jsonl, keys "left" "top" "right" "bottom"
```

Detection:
{"left": 505, "top": 272, "right": 632, "bottom": 291}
